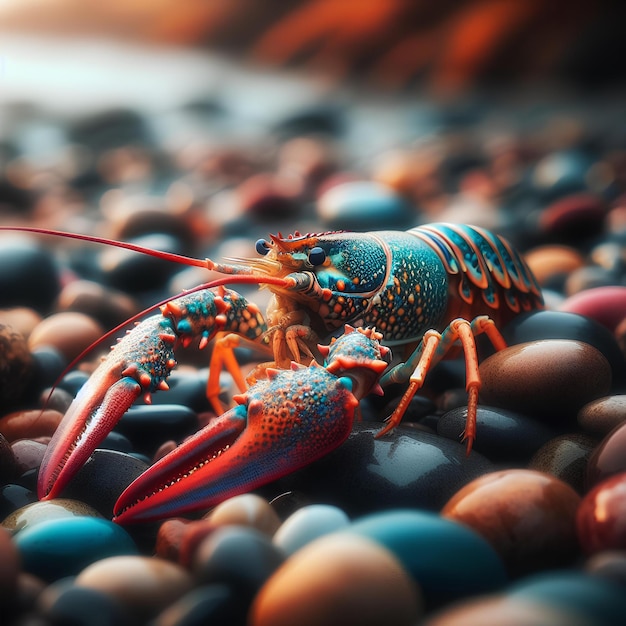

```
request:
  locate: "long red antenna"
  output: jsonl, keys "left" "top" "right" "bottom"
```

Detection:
{"left": 0, "top": 226, "right": 210, "bottom": 269}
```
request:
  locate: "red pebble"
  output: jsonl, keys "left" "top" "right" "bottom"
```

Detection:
{"left": 559, "top": 286, "right": 626, "bottom": 332}
{"left": 577, "top": 471, "right": 626, "bottom": 554}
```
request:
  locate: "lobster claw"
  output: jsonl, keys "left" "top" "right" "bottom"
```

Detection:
{"left": 113, "top": 367, "right": 360, "bottom": 524}
{"left": 38, "top": 316, "right": 178, "bottom": 500}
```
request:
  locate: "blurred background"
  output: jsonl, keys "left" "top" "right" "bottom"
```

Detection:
{"left": 0, "top": 0, "right": 625, "bottom": 246}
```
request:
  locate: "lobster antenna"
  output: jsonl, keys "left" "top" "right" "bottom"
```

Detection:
{"left": 0, "top": 226, "right": 210, "bottom": 269}
{"left": 40, "top": 274, "right": 293, "bottom": 407}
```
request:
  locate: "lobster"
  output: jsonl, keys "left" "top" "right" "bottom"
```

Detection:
{"left": 1, "top": 223, "right": 543, "bottom": 522}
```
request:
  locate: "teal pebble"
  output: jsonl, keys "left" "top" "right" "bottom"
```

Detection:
{"left": 347, "top": 510, "right": 507, "bottom": 608}
{"left": 508, "top": 571, "right": 626, "bottom": 626}
{"left": 15, "top": 516, "right": 138, "bottom": 581}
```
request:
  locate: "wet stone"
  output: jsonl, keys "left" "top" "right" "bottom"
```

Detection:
{"left": 204, "top": 493, "right": 282, "bottom": 537}
{"left": 0, "top": 409, "right": 63, "bottom": 442}
{"left": 115, "top": 404, "right": 200, "bottom": 456}
{"left": 437, "top": 406, "right": 557, "bottom": 464}
{"left": 442, "top": 469, "right": 581, "bottom": 577}
{"left": 586, "top": 421, "right": 626, "bottom": 488}
{"left": 560, "top": 286, "right": 626, "bottom": 333}
{"left": 265, "top": 424, "right": 494, "bottom": 516}
{"left": 528, "top": 433, "right": 597, "bottom": 493}
{"left": 578, "top": 395, "right": 626, "bottom": 436}
{"left": 59, "top": 449, "right": 149, "bottom": 518}
{"left": 45, "top": 586, "right": 133, "bottom": 626}
{"left": 2, "top": 498, "right": 103, "bottom": 533}
{"left": 14, "top": 516, "right": 138, "bottom": 582}
{"left": 0, "top": 484, "right": 37, "bottom": 520}
{"left": 348, "top": 509, "right": 506, "bottom": 610}
{"left": 479, "top": 340, "right": 612, "bottom": 423}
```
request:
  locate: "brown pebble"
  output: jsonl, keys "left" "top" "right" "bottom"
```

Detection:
{"left": 75, "top": 555, "right": 193, "bottom": 620}
{"left": 585, "top": 550, "right": 626, "bottom": 588}
{"left": 479, "top": 340, "right": 612, "bottom": 420}
{"left": 524, "top": 245, "right": 585, "bottom": 286}
{"left": 0, "top": 308, "right": 42, "bottom": 340}
{"left": 586, "top": 421, "right": 626, "bottom": 487}
{"left": 155, "top": 518, "right": 192, "bottom": 562}
{"left": 153, "top": 440, "right": 178, "bottom": 463}
{"left": 578, "top": 395, "right": 626, "bottom": 437}
{"left": 0, "top": 322, "right": 34, "bottom": 408}
{"left": 28, "top": 312, "right": 105, "bottom": 362}
{"left": 2, "top": 498, "right": 103, "bottom": 533}
{"left": 203, "top": 494, "right": 281, "bottom": 537}
{"left": 249, "top": 534, "right": 421, "bottom": 626}
{"left": 528, "top": 433, "right": 598, "bottom": 493}
{"left": 0, "top": 409, "right": 63, "bottom": 442}
{"left": 442, "top": 469, "right": 581, "bottom": 576}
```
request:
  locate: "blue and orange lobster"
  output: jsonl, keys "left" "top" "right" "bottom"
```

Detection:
{"left": 1, "top": 223, "right": 543, "bottom": 523}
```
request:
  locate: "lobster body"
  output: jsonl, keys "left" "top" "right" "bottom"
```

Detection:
{"left": 247, "top": 223, "right": 543, "bottom": 354}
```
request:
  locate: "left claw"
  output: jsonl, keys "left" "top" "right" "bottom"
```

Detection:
{"left": 38, "top": 316, "right": 178, "bottom": 500}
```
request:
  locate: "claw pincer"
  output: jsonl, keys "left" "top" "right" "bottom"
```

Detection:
{"left": 37, "top": 287, "right": 266, "bottom": 501}
{"left": 113, "top": 326, "right": 389, "bottom": 524}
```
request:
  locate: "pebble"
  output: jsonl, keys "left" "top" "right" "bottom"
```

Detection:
{"left": 578, "top": 394, "right": 626, "bottom": 436}
{"left": 437, "top": 405, "right": 556, "bottom": 463}
{"left": 479, "top": 340, "right": 612, "bottom": 422}
{"left": 523, "top": 245, "right": 585, "bottom": 287}
{"left": 442, "top": 469, "right": 581, "bottom": 576}
{"left": 10, "top": 439, "right": 47, "bottom": 475}
{"left": 75, "top": 555, "right": 194, "bottom": 620}
{"left": 2, "top": 498, "right": 103, "bottom": 533}
{"left": 586, "top": 421, "right": 626, "bottom": 487}
{"left": 14, "top": 516, "right": 138, "bottom": 581}
{"left": 203, "top": 493, "right": 282, "bottom": 537}
{"left": 268, "top": 424, "right": 494, "bottom": 515}
{"left": 0, "top": 409, "right": 63, "bottom": 442}
{"left": 45, "top": 585, "right": 133, "bottom": 626}
{"left": 528, "top": 433, "right": 597, "bottom": 493}
{"left": 577, "top": 472, "right": 626, "bottom": 554}
{"left": 249, "top": 533, "right": 421, "bottom": 626}
{"left": 348, "top": 509, "right": 507, "bottom": 608}
{"left": 0, "top": 526, "right": 20, "bottom": 609}
{"left": 0, "top": 322, "right": 34, "bottom": 409}
{"left": 559, "top": 286, "right": 626, "bottom": 332}
{"left": 27, "top": 312, "right": 105, "bottom": 362}
{"left": 272, "top": 504, "right": 351, "bottom": 555}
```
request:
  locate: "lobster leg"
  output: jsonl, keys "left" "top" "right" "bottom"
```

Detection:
{"left": 377, "top": 315, "right": 507, "bottom": 453}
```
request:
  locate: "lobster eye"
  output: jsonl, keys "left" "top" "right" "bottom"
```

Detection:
{"left": 255, "top": 239, "right": 270, "bottom": 255}
{"left": 308, "top": 246, "right": 326, "bottom": 266}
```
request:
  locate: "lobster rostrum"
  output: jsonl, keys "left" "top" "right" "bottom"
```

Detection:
{"left": 2, "top": 223, "right": 543, "bottom": 521}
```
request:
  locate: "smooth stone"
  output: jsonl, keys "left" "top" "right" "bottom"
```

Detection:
{"left": 115, "top": 404, "right": 200, "bottom": 456}
{"left": 237, "top": 173, "right": 300, "bottom": 220}
{"left": 10, "top": 439, "right": 47, "bottom": 475}
{"left": 0, "top": 409, "right": 63, "bottom": 442}
{"left": 75, "top": 555, "right": 194, "bottom": 620}
{"left": 136, "top": 370, "right": 213, "bottom": 413}
{"left": 100, "top": 430, "right": 134, "bottom": 453}
{"left": 155, "top": 518, "right": 192, "bottom": 563}
{"left": 442, "top": 469, "right": 581, "bottom": 577}
{"left": 559, "top": 286, "right": 626, "bottom": 333}
{"left": 524, "top": 245, "right": 585, "bottom": 287}
{"left": 55, "top": 279, "right": 140, "bottom": 331}
{"left": 193, "top": 525, "right": 286, "bottom": 598}
{"left": 2, "top": 498, "right": 103, "bottom": 533}
{"left": 437, "top": 405, "right": 556, "bottom": 463}
{"left": 577, "top": 472, "right": 626, "bottom": 554}
{"left": 46, "top": 585, "right": 133, "bottom": 626}
{"left": 203, "top": 494, "right": 281, "bottom": 537}
{"left": 531, "top": 150, "right": 591, "bottom": 200}
{"left": 0, "top": 237, "right": 61, "bottom": 313}
{"left": 564, "top": 266, "right": 620, "bottom": 296}
{"left": 347, "top": 509, "right": 506, "bottom": 609}
{"left": 586, "top": 421, "right": 626, "bottom": 487}
{"left": 152, "top": 584, "right": 245, "bottom": 626}
{"left": 0, "top": 484, "right": 37, "bottom": 519}
{"left": 528, "top": 433, "right": 597, "bottom": 493}
{"left": 422, "top": 594, "right": 592, "bottom": 626}
{"left": 508, "top": 570, "right": 626, "bottom": 626}
{"left": 585, "top": 551, "right": 626, "bottom": 589}
{"left": 0, "top": 322, "right": 33, "bottom": 408}
{"left": 479, "top": 340, "right": 612, "bottom": 422}
{"left": 249, "top": 534, "right": 421, "bottom": 626}
{"left": 58, "top": 370, "right": 91, "bottom": 395}
{"left": 28, "top": 312, "right": 105, "bottom": 362}
{"left": 97, "top": 233, "right": 186, "bottom": 293}
{"left": 317, "top": 181, "right": 414, "bottom": 230}
{"left": 0, "top": 433, "right": 18, "bottom": 483}
{"left": 578, "top": 395, "right": 626, "bottom": 436}
{"left": 272, "top": 504, "right": 351, "bottom": 555}
{"left": 14, "top": 516, "right": 138, "bottom": 581}
{"left": 0, "top": 527, "right": 20, "bottom": 609}
{"left": 266, "top": 424, "right": 494, "bottom": 516}
{"left": 502, "top": 310, "right": 626, "bottom": 391}
{"left": 27, "top": 345, "right": 67, "bottom": 392}
{"left": 538, "top": 193, "right": 607, "bottom": 241}
{"left": 60, "top": 449, "right": 149, "bottom": 518}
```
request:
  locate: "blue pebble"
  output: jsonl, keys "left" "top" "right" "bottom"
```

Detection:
{"left": 508, "top": 571, "right": 626, "bottom": 626}
{"left": 347, "top": 509, "right": 507, "bottom": 609}
{"left": 15, "top": 516, "right": 138, "bottom": 581}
